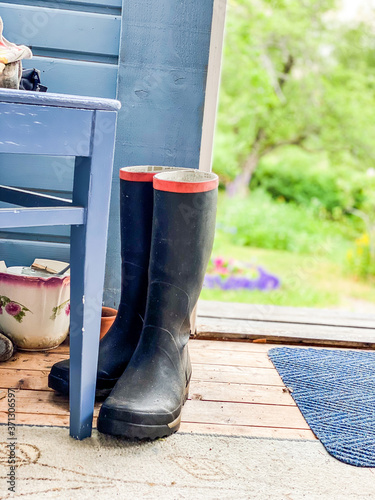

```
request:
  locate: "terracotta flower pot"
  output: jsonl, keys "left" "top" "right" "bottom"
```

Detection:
{"left": 101, "top": 307, "right": 117, "bottom": 339}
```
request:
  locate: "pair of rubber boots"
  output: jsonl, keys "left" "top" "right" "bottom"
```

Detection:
{"left": 48, "top": 166, "right": 218, "bottom": 440}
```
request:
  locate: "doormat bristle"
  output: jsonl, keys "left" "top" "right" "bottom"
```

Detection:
{"left": 268, "top": 347, "right": 375, "bottom": 467}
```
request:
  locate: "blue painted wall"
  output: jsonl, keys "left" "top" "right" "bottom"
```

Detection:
{"left": 104, "top": 0, "right": 214, "bottom": 306}
{"left": 0, "top": 0, "right": 215, "bottom": 308}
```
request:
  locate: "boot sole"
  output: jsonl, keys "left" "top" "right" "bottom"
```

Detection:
{"left": 97, "top": 381, "right": 190, "bottom": 441}
{"left": 48, "top": 372, "right": 117, "bottom": 399}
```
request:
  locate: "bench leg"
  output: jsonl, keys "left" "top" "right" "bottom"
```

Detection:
{"left": 69, "top": 111, "right": 117, "bottom": 439}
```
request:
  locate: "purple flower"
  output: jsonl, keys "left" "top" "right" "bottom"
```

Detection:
{"left": 5, "top": 302, "right": 21, "bottom": 316}
{"left": 255, "top": 267, "right": 280, "bottom": 291}
{"left": 65, "top": 303, "right": 70, "bottom": 316}
{"left": 204, "top": 260, "right": 280, "bottom": 292}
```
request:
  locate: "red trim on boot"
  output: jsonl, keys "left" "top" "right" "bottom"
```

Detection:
{"left": 120, "top": 166, "right": 180, "bottom": 182}
{"left": 119, "top": 169, "right": 156, "bottom": 182}
{"left": 154, "top": 176, "right": 219, "bottom": 193}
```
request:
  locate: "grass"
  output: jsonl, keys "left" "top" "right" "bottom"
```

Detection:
{"left": 200, "top": 192, "right": 375, "bottom": 310}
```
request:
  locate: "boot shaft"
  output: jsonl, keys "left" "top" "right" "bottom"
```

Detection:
{"left": 118, "top": 166, "right": 181, "bottom": 305}
{"left": 145, "top": 170, "right": 218, "bottom": 334}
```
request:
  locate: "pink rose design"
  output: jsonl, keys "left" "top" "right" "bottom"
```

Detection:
{"left": 65, "top": 303, "right": 70, "bottom": 316}
{"left": 5, "top": 302, "right": 21, "bottom": 316}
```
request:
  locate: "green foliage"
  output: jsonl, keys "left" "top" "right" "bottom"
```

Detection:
{"left": 346, "top": 233, "right": 375, "bottom": 279}
{"left": 216, "top": 190, "right": 355, "bottom": 255}
{"left": 213, "top": 0, "right": 375, "bottom": 186}
{"left": 251, "top": 148, "right": 369, "bottom": 215}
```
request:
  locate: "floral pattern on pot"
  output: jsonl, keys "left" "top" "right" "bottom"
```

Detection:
{"left": 50, "top": 299, "right": 70, "bottom": 321}
{"left": 0, "top": 295, "right": 32, "bottom": 323}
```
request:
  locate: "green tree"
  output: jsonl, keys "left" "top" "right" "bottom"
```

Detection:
{"left": 214, "top": 0, "right": 375, "bottom": 194}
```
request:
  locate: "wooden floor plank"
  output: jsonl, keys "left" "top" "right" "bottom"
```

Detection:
{"left": 0, "top": 368, "right": 50, "bottom": 390}
{"left": 49, "top": 343, "right": 69, "bottom": 355}
{"left": 190, "top": 340, "right": 275, "bottom": 352}
{"left": 192, "top": 364, "right": 284, "bottom": 386}
{"left": 3, "top": 352, "right": 68, "bottom": 371}
{"left": 0, "top": 364, "right": 284, "bottom": 391}
{"left": 189, "top": 381, "right": 295, "bottom": 406}
{"left": 4, "top": 390, "right": 107, "bottom": 417}
{"left": 198, "top": 300, "right": 375, "bottom": 329}
{"left": 188, "top": 348, "right": 274, "bottom": 368}
{"left": 182, "top": 399, "right": 310, "bottom": 430}
{"left": 0, "top": 390, "right": 73, "bottom": 416}
{"left": 196, "top": 317, "right": 375, "bottom": 348}
{"left": 0, "top": 411, "right": 70, "bottom": 427}
{"left": 5, "top": 345, "right": 275, "bottom": 372}
{"left": 50, "top": 338, "right": 288, "bottom": 356}
{"left": 49, "top": 338, "right": 275, "bottom": 356}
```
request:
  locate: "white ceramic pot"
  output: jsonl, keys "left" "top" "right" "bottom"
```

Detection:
{"left": 0, "top": 260, "right": 70, "bottom": 351}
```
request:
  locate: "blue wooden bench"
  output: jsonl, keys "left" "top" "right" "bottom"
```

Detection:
{"left": 0, "top": 0, "right": 121, "bottom": 274}
{"left": 0, "top": 88, "right": 120, "bottom": 439}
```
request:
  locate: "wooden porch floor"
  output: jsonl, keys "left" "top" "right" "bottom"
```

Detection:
{"left": 3, "top": 299, "right": 371, "bottom": 440}
{"left": 0, "top": 338, "right": 315, "bottom": 440}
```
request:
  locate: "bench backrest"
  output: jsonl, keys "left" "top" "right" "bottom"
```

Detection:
{"left": 0, "top": 0, "right": 121, "bottom": 268}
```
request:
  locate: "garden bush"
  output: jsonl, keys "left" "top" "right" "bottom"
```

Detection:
{"left": 250, "top": 149, "right": 366, "bottom": 216}
{"left": 217, "top": 189, "right": 356, "bottom": 255}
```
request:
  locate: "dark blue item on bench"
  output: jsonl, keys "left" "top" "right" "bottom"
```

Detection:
{"left": 269, "top": 347, "right": 375, "bottom": 467}
{"left": 20, "top": 68, "right": 47, "bottom": 92}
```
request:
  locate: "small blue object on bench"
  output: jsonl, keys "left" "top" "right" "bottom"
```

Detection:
{"left": 269, "top": 347, "right": 375, "bottom": 467}
{"left": 0, "top": 88, "right": 120, "bottom": 440}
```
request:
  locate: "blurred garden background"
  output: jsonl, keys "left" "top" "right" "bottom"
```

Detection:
{"left": 201, "top": 0, "right": 375, "bottom": 312}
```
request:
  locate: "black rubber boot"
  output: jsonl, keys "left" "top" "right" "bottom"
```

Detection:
{"left": 97, "top": 170, "right": 218, "bottom": 439}
{"left": 48, "top": 166, "right": 178, "bottom": 397}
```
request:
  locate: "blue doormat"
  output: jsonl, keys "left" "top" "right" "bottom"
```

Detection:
{"left": 268, "top": 347, "right": 375, "bottom": 467}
